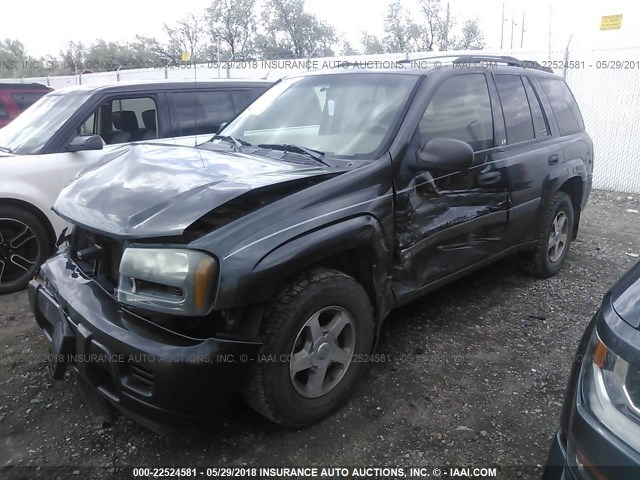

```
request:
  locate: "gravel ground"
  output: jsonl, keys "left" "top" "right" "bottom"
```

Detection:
{"left": 1, "top": 189, "right": 639, "bottom": 479}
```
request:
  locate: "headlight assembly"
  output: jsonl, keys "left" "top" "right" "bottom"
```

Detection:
{"left": 117, "top": 247, "right": 217, "bottom": 316}
{"left": 580, "top": 329, "right": 640, "bottom": 452}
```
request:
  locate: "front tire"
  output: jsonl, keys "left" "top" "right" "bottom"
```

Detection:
{"left": 519, "top": 192, "right": 574, "bottom": 278}
{"left": 0, "top": 206, "right": 50, "bottom": 295}
{"left": 241, "top": 268, "right": 374, "bottom": 427}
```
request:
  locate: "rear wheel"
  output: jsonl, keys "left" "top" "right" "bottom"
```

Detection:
{"left": 0, "top": 206, "right": 50, "bottom": 295}
{"left": 519, "top": 192, "right": 574, "bottom": 278}
{"left": 241, "top": 268, "right": 374, "bottom": 427}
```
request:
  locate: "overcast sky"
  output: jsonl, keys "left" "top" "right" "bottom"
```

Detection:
{"left": 3, "top": 0, "right": 640, "bottom": 57}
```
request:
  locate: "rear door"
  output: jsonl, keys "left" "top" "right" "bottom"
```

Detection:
{"left": 169, "top": 88, "right": 264, "bottom": 146}
{"left": 488, "top": 72, "right": 564, "bottom": 248}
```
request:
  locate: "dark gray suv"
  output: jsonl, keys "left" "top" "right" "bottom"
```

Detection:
{"left": 30, "top": 56, "right": 593, "bottom": 430}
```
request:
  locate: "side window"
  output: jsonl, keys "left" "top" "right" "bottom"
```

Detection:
{"left": 80, "top": 111, "right": 97, "bottom": 135}
{"left": 171, "top": 90, "right": 234, "bottom": 136}
{"left": 494, "top": 74, "right": 535, "bottom": 144}
{"left": 522, "top": 77, "right": 549, "bottom": 137}
{"left": 539, "top": 78, "right": 584, "bottom": 136}
{"left": 79, "top": 96, "right": 158, "bottom": 145}
{"left": 0, "top": 99, "right": 7, "bottom": 119}
{"left": 418, "top": 74, "right": 494, "bottom": 152}
{"left": 11, "top": 92, "right": 46, "bottom": 112}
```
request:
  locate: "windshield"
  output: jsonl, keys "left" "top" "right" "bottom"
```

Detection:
{"left": 219, "top": 73, "right": 419, "bottom": 158}
{"left": 0, "top": 90, "right": 92, "bottom": 154}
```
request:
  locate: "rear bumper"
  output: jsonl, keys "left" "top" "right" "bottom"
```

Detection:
{"left": 29, "top": 253, "right": 261, "bottom": 428}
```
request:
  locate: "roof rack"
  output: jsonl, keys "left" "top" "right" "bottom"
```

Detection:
{"left": 399, "top": 54, "right": 553, "bottom": 73}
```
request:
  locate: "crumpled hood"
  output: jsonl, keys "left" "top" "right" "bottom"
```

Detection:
{"left": 53, "top": 143, "right": 336, "bottom": 238}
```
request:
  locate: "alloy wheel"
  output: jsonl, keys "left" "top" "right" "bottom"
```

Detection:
{"left": 548, "top": 211, "right": 569, "bottom": 263}
{"left": 0, "top": 218, "right": 40, "bottom": 288}
{"left": 289, "top": 306, "right": 356, "bottom": 399}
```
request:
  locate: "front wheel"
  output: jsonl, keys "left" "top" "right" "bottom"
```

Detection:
{"left": 519, "top": 192, "right": 575, "bottom": 278}
{"left": 241, "top": 268, "right": 374, "bottom": 427}
{"left": 0, "top": 206, "right": 50, "bottom": 295}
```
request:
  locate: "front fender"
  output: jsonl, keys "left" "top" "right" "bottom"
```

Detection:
{"left": 212, "top": 215, "right": 393, "bottom": 319}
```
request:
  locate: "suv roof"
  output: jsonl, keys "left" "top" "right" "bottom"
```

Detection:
{"left": 0, "top": 82, "right": 51, "bottom": 90}
{"left": 299, "top": 54, "right": 559, "bottom": 79}
{"left": 52, "top": 79, "right": 273, "bottom": 95}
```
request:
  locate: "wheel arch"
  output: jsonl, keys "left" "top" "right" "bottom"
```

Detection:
{"left": 0, "top": 198, "right": 57, "bottom": 253}
{"left": 557, "top": 176, "right": 584, "bottom": 240}
{"left": 215, "top": 215, "right": 394, "bottom": 334}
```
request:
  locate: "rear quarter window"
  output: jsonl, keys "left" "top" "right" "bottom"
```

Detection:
{"left": 11, "top": 92, "right": 47, "bottom": 112}
{"left": 0, "top": 98, "right": 7, "bottom": 118}
{"left": 170, "top": 90, "right": 235, "bottom": 136}
{"left": 538, "top": 78, "right": 584, "bottom": 136}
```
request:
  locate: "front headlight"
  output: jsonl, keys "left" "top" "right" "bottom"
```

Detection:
{"left": 117, "top": 247, "right": 217, "bottom": 316}
{"left": 580, "top": 329, "right": 640, "bottom": 451}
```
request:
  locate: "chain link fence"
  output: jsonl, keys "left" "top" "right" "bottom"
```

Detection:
{"left": 2, "top": 46, "right": 640, "bottom": 192}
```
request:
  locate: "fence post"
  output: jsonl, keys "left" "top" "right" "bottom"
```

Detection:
{"left": 563, "top": 34, "right": 573, "bottom": 81}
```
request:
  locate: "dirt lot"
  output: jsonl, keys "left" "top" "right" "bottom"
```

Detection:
{"left": 1, "top": 189, "right": 640, "bottom": 479}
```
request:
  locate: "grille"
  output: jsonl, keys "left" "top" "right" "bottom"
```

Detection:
{"left": 128, "top": 363, "right": 155, "bottom": 394}
{"left": 71, "top": 228, "right": 124, "bottom": 288}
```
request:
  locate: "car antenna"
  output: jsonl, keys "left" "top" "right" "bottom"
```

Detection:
{"left": 262, "top": 67, "right": 271, "bottom": 80}
{"left": 193, "top": 50, "right": 197, "bottom": 148}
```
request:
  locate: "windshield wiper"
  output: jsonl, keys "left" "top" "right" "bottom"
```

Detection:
{"left": 211, "top": 135, "right": 252, "bottom": 151}
{"left": 0, "top": 146, "right": 14, "bottom": 154}
{"left": 257, "top": 143, "right": 331, "bottom": 167}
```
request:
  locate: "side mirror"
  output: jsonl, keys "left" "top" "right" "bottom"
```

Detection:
{"left": 412, "top": 138, "right": 474, "bottom": 172}
{"left": 67, "top": 135, "right": 103, "bottom": 152}
{"left": 216, "top": 122, "right": 228, "bottom": 134}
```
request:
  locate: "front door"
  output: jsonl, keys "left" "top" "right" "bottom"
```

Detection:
{"left": 392, "top": 72, "right": 509, "bottom": 302}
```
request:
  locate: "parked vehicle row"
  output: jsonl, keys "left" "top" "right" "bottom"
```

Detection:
{"left": 26, "top": 56, "right": 594, "bottom": 434}
{"left": 0, "top": 79, "right": 271, "bottom": 294}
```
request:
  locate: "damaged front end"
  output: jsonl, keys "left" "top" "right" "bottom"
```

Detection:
{"left": 29, "top": 250, "right": 262, "bottom": 431}
{"left": 29, "top": 143, "right": 348, "bottom": 429}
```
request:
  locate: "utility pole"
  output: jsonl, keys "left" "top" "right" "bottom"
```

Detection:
{"left": 510, "top": 14, "right": 515, "bottom": 49}
{"left": 521, "top": 11, "right": 526, "bottom": 48}
{"left": 548, "top": 7, "right": 552, "bottom": 61}
{"left": 500, "top": 2, "right": 505, "bottom": 49}
{"left": 217, "top": 36, "right": 221, "bottom": 79}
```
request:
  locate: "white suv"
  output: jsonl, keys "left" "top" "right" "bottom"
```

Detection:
{"left": 0, "top": 79, "right": 271, "bottom": 294}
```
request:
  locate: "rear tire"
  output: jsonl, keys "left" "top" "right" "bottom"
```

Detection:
{"left": 241, "top": 268, "right": 374, "bottom": 428}
{"left": 519, "top": 192, "right": 574, "bottom": 278}
{"left": 0, "top": 205, "right": 50, "bottom": 295}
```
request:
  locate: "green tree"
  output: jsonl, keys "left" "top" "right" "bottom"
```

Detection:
{"left": 452, "top": 18, "right": 485, "bottom": 50}
{"left": 163, "top": 13, "right": 208, "bottom": 64}
{"left": 260, "top": 0, "right": 336, "bottom": 58}
{"left": 340, "top": 40, "right": 358, "bottom": 56}
{"left": 416, "top": 0, "right": 448, "bottom": 51}
{"left": 360, "top": 32, "right": 384, "bottom": 55}
{"left": 206, "top": 0, "right": 256, "bottom": 60}
{"left": 59, "top": 41, "right": 86, "bottom": 74}
{"left": 382, "top": 0, "right": 420, "bottom": 53}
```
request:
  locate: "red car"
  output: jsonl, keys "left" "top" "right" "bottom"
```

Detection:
{"left": 0, "top": 82, "right": 52, "bottom": 128}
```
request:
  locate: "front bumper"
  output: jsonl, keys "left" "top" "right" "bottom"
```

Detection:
{"left": 543, "top": 297, "right": 640, "bottom": 479}
{"left": 29, "top": 253, "right": 261, "bottom": 429}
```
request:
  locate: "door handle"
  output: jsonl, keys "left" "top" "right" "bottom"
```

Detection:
{"left": 548, "top": 154, "right": 560, "bottom": 166}
{"left": 478, "top": 171, "right": 502, "bottom": 186}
